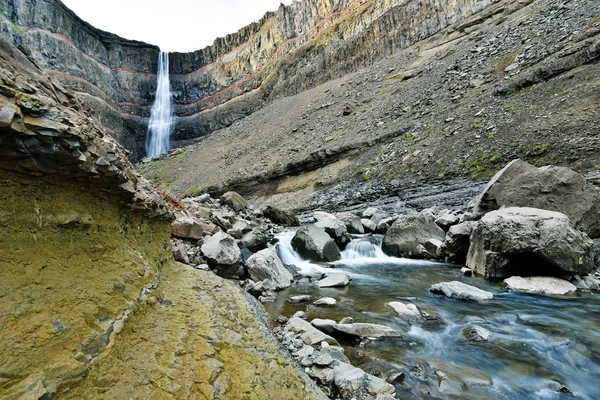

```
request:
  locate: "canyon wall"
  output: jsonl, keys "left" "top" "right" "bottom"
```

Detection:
{"left": 0, "top": 0, "right": 497, "bottom": 160}
{"left": 0, "top": 35, "right": 324, "bottom": 399}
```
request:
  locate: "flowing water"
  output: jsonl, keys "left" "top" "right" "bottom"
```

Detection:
{"left": 146, "top": 51, "right": 172, "bottom": 157}
{"left": 267, "top": 232, "right": 600, "bottom": 399}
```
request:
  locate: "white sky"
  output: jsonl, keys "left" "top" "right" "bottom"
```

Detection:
{"left": 61, "top": 0, "right": 294, "bottom": 52}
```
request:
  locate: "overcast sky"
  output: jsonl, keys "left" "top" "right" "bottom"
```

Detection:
{"left": 61, "top": 0, "right": 293, "bottom": 52}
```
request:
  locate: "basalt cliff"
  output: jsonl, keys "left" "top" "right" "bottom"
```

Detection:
{"left": 1, "top": 0, "right": 499, "bottom": 161}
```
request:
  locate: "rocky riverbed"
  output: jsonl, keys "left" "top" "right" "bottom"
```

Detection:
{"left": 166, "top": 158, "right": 600, "bottom": 399}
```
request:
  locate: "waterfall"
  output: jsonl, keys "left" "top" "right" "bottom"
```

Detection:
{"left": 146, "top": 51, "right": 172, "bottom": 157}
{"left": 340, "top": 237, "right": 390, "bottom": 261}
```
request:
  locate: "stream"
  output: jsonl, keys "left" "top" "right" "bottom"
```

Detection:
{"left": 266, "top": 232, "right": 600, "bottom": 399}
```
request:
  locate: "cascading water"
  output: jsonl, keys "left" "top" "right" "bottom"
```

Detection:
{"left": 146, "top": 51, "right": 172, "bottom": 157}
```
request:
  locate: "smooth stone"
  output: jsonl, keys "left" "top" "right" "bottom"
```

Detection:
{"left": 319, "top": 272, "right": 350, "bottom": 288}
{"left": 430, "top": 281, "right": 494, "bottom": 301}
{"left": 332, "top": 323, "right": 401, "bottom": 338}
{"left": 313, "top": 297, "right": 337, "bottom": 306}
{"left": 504, "top": 276, "right": 577, "bottom": 296}
{"left": 462, "top": 325, "right": 491, "bottom": 342}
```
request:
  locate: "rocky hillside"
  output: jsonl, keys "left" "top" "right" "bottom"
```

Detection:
{"left": 0, "top": 35, "right": 324, "bottom": 399}
{"left": 0, "top": 0, "right": 499, "bottom": 160}
{"left": 140, "top": 0, "right": 600, "bottom": 212}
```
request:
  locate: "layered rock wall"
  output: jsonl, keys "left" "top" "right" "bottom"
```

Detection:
{"left": 0, "top": 0, "right": 497, "bottom": 159}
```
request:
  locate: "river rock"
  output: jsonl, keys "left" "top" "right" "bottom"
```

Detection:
{"left": 289, "top": 294, "right": 312, "bottom": 303}
{"left": 319, "top": 272, "right": 350, "bottom": 288}
{"left": 320, "top": 345, "right": 350, "bottom": 363}
{"left": 314, "top": 297, "right": 337, "bottom": 306}
{"left": 263, "top": 205, "right": 297, "bottom": 226}
{"left": 466, "top": 159, "right": 600, "bottom": 237}
{"left": 382, "top": 210, "right": 446, "bottom": 257}
{"left": 462, "top": 325, "right": 491, "bottom": 342}
{"left": 430, "top": 281, "right": 494, "bottom": 301}
{"left": 376, "top": 217, "right": 395, "bottom": 234}
{"left": 504, "top": 276, "right": 577, "bottom": 295}
{"left": 293, "top": 311, "right": 307, "bottom": 319}
{"left": 311, "top": 318, "right": 338, "bottom": 335}
{"left": 439, "top": 221, "right": 476, "bottom": 264}
{"left": 171, "top": 215, "right": 205, "bottom": 240}
{"left": 362, "top": 207, "right": 379, "bottom": 218}
{"left": 314, "top": 353, "right": 335, "bottom": 367}
{"left": 220, "top": 191, "right": 248, "bottom": 212}
{"left": 200, "top": 231, "right": 242, "bottom": 278}
{"left": 337, "top": 212, "right": 365, "bottom": 234}
{"left": 312, "top": 365, "right": 335, "bottom": 385}
{"left": 292, "top": 225, "right": 341, "bottom": 262}
{"left": 388, "top": 301, "right": 422, "bottom": 321}
{"left": 332, "top": 323, "right": 401, "bottom": 338}
{"left": 245, "top": 248, "right": 293, "bottom": 290}
{"left": 314, "top": 211, "right": 349, "bottom": 247}
{"left": 285, "top": 317, "right": 339, "bottom": 346}
{"left": 333, "top": 362, "right": 396, "bottom": 397}
{"left": 435, "top": 213, "right": 460, "bottom": 232}
{"left": 424, "top": 238, "right": 443, "bottom": 258}
{"left": 572, "top": 275, "right": 600, "bottom": 291}
{"left": 361, "top": 218, "right": 377, "bottom": 233}
{"left": 239, "top": 228, "right": 271, "bottom": 252}
{"left": 466, "top": 207, "right": 595, "bottom": 279}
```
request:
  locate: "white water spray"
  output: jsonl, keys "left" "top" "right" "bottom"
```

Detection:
{"left": 146, "top": 51, "right": 172, "bottom": 157}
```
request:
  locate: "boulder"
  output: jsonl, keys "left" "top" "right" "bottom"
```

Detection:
{"left": 572, "top": 275, "right": 600, "bottom": 291}
{"left": 336, "top": 212, "right": 364, "bottom": 234}
{"left": 200, "top": 231, "right": 241, "bottom": 278}
{"left": 388, "top": 301, "right": 421, "bottom": 321}
{"left": 462, "top": 325, "right": 491, "bottom": 342}
{"left": 435, "top": 213, "right": 460, "bottom": 232}
{"left": 362, "top": 207, "right": 380, "bottom": 218}
{"left": 332, "top": 323, "right": 401, "bottom": 338}
{"left": 314, "top": 297, "right": 337, "bottom": 306}
{"left": 171, "top": 216, "right": 205, "bottom": 240}
{"left": 370, "top": 211, "right": 386, "bottom": 225}
{"left": 314, "top": 211, "right": 350, "bottom": 247}
{"left": 289, "top": 294, "right": 312, "bottom": 303}
{"left": 466, "top": 208, "right": 595, "bottom": 279}
{"left": 245, "top": 248, "right": 293, "bottom": 290}
{"left": 320, "top": 345, "right": 350, "bottom": 363}
{"left": 220, "top": 191, "right": 248, "bottom": 212}
{"left": 439, "top": 222, "right": 476, "bottom": 264}
{"left": 313, "top": 353, "right": 335, "bottom": 367}
{"left": 382, "top": 210, "right": 445, "bottom": 257}
{"left": 466, "top": 159, "right": 600, "bottom": 237}
{"left": 292, "top": 225, "right": 341, "bottom": 262}
{"left": 319, "top": 272, "right": 350, "bottom": 288}
{"left": 333, "top": 362, "right": 396, "bottom": 397}
{"left": 504, "top": 276, "right": 577, "bottom": 295}
{"left": 262, "top": 205, "right": 297, "bottom": 226}
{"left": 424, "top": 238, "right": 443, "bottom": 258}
{"left": 430, "top": 281, "right": 494, "bottom": 301}
{"left": 376, "top": 217, "right": 395, "bottom": 234}
{"left": 285, "top": 317, "right": 339, "bottom": 346}
{"left": 240, "top": 228, "right": 272, "bottom": 252}
{"left": 360, "top": 218, "right": 377, "bottom": 233}
{"left": 311, "top": 318, "right": 338, "bottom": 335}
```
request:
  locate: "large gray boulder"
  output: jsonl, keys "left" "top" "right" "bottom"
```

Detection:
{"left": 504, "top": 276, "right": 577, "bottom": 296}
{"left": 314, "top": 211, "right": 349, "bottom": 247}
{"left": 319, "top": 272, "right": 350, "bottom": 288}
{"left": 336, "top": 212, "right": 365, "bottom": 234}
{"left": 466, "top": 159, "right": 600, "bottom": 237}
{"left": 262, "top": 205, "right": 297, "bottom": 226}
{"left": 292, "top": 225, "right": 341, "bottom": 262}
{"left": 382, "top": 210, "right": 445, "bottom": 257}
{"left": 220, "top": 191, "right": 248, "bottom": 212}
{"left": 200, "top": 231, "right": 242, "bottom": 278}
{"left": 466, "top": 207, "right": 595, "bottom": 279}
{"left": 245, "top": 248, "right": 293, "bottom": 290}
{"left": 439, "top": 221, "right": 476, "bottom": 264}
